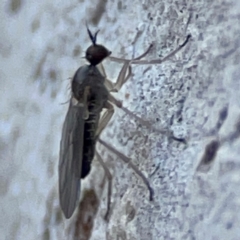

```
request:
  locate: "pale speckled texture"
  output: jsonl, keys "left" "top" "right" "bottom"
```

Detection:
{"left": 1, "top": 0, "right": 240, "bottom": 239}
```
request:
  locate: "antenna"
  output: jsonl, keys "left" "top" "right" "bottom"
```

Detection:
{"left": 86, "top": 23, "right": 100, "bottom": 45}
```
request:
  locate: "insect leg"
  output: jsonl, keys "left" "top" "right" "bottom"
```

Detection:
{"left": 104, "top": 35, "right": 191, "bottom": 92}
{"left": 99, "top": 45, "right": 152, "bottom": 92}
{"left": 109, "top": 34, "right": 191, "bottom": 65}
{"left": 108, "top": 43, "right": 153, "bottom": 63}
{"left": 107, "top": 93, "right": 155, "bottom": 133}
{"left": 108, "top": 93, "right": 161, "bottom": 132}
{"left": 92, "top": 102, "right": 115, "bottom": 221}
{"left": 98, "top": 138, "right": 154, "bottom": 201}
{"left": 95, "top": 151, "right": 112, "bottom": 221}
{"left": 109, "top": 61, "right": 132, "bottom": 92}
{"left": 98, "top": 63, "right": 125, "bottom": 93}
{"left": 95, "top": 106, "right": 154, "bottom": 218}
{"left": 95, "top": 101, "right": 114, "bottom": 139}
{"left": 104, "top": 45, "right": 152, "bottom": 92}
{"left": 109, "top": 93, "right": 185, "bottom": 142}
{"left": 107, "top": 90, "right": 168, "bottom": 136}
{"left": 100, "top": 60, "right": 154, "bottom": 128}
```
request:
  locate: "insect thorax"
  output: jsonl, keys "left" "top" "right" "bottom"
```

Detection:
{"left": 72, "top": 65, "right": 109, "bottom": 109}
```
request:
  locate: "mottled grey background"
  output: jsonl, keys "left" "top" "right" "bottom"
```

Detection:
{"left": 1, "top": 0, "right": 240, "bottom": 239}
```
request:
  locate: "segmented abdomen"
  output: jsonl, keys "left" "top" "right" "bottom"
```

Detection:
{"left": 81, "top": 101, "right": 100, "bottom": 178}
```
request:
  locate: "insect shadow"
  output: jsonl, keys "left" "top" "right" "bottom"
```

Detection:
{"left": 58, "top": 25, "right": 191, "bottom": 219}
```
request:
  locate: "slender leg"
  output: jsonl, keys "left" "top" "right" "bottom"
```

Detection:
{"left": 108, "top": 43, "right": 153, "bottom": 63}
{"left": 106, "top": 44, "right": 153, "bottom": 92}
{"left": 92, "top": 35, "right": 190, "bottom": 221}
{"left": 98, "top": 63, "right": 108, "bottom": 80}
{"left": 95, "top": 100, "right": 156, "bottom": 141}
{"left": 95, "top": 96, "right": 148, "bottom": 143}
{"left": 108, "top": 92, "right": 171, "bottom": 136}
{"left": 108, "top": 93, "right": 162, "bottom": 132}
{"left": 98, "top": 138, "right": 154, "bottom": 201}
{"left": 104, "top": 78, "right": 116, "bottom": 92}
{"left": 96, "top": 151, "right": 112, "bottom": 221}
{"left": 93, "top": 45, "right": 170, "bottom": 217}
{"left": 107, "top": 94, "right": 122, "bottom": 108}
{"left": 99, "top": 51, "right": 156, "bottom": 129}
{"left": 95, "top": 102, "right": 114, "bottom": 139}
{"left": 109, "top": 35, "right": 191, "bottom": 65}
{"left": 111, "top": 61, "right": 132, "bottom": 92}
{"left": 103, "top": 35, "right": 190, "bottom": 94}
{"left": 107, "top": 92, "right": 152, "bottom": 128}
{"left": 94, "top": 129, "right": 154, "bottom": 222}
{"left": 97, "top": 63, "right": 114, "bottom": 90}
{"left": 101, "top": 36, "right": 191, "bottom": 137}
{"left": 103, "top": 35, "right": 190, "bottom": 93}
{"left": 99, "top": 45, "right": 153, "bottom": 93}
{"left": 99, "top": 62, "right": 132, "bottom": 93}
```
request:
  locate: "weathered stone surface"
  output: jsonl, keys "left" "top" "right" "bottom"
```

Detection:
{"left": 1, "top": 0, "right": 240, "bottom": 239}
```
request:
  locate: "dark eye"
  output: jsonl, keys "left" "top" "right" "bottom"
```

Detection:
{"left": 86, "top": 53, "right": 92, "bottom": 59}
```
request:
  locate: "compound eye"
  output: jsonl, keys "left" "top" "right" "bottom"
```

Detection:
{"left": 86, "top": 53, "right": 92, "bottom": 60}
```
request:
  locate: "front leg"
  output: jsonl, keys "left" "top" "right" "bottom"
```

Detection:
{"left": 109, "top": 35, "right": 191, "bottom": 65}
{"left": 99, "top": 44, "right": 153, "bottom": 93}
{"left": 104, "top": 35, "right": 190, "bottom": 91}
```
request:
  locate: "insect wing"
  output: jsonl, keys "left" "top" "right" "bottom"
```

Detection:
{"left": 59, "top": 100, "right": 85, "bottom": 218}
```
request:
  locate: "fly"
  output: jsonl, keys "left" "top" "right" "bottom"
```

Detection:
{"left": 59, "top": 25, "right": 191, "bottom": 219}
{"left": 59, "top": 27, "right": 111, "bottom": 219}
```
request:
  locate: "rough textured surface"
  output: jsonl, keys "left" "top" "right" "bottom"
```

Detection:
{"left": 1, "top": 0, "right": 240, "bottom": 239}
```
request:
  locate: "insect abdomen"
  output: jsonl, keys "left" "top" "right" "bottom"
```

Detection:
{"left": 81, "top": 109, "right": 100, "bottom": 178}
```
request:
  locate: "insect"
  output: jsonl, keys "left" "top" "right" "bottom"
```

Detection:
{"left": 59, "top": 25, "right": 191, "bottom": 219}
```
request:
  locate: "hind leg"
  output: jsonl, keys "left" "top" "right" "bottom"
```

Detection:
{"left": 95, "top": 150, "right": 112, "bottom": 221}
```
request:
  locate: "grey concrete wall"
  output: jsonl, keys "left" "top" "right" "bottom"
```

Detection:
{"left": 1, "top": 0, "right": 240, "bottom": 239}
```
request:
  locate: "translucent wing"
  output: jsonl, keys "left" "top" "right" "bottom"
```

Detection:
{"left": 58, "top": 99, "right": 85, "bottom": 218}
